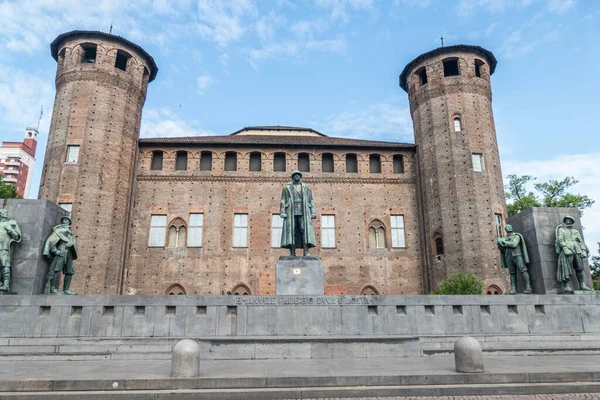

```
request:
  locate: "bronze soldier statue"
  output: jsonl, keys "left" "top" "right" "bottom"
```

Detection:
{"left": 555, "top": 215, "right": 591, "bottom": 293}
{"left": 0, "top": 210, "right": 21, "bottom": 293}
{"left": 279, "top": 170, "right": 317, "bottom": 256}
{"left": 497, "top": 224, "right": 532, "bottom": 294}
{"left": 43, "top": 216, "right": 78, "bottom": 295}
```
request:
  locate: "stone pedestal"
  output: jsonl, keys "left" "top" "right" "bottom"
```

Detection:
{"left": 508, "top": 207, "right": 593, "bottom": 294}
{"left": 276, "top": 256, "right": 324, "bottom": 295}
{"left": 0, "top": 199, "right": 67, "bottom": 295}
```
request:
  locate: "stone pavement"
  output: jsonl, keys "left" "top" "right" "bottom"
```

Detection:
{"left": 300, "top": 396, "right": 600, "bottom": 400}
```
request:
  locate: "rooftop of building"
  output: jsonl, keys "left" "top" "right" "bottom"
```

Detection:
{"left": 50, "top": 30, "right": 159, "bottom": 82}
{"left": 139, "top": 126, "right": 415, "bottom": 149}
{"left": 399, "top": 44, "right": 497, "bottom": 92}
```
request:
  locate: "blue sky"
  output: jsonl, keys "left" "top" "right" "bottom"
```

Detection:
{"left": 1, "top": 0, "right": 600, "bottom": 252}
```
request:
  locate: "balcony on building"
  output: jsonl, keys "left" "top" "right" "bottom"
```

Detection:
{"left": 2, "top": 170, "right": 18, "bottom": 175}
{"left": 4, "top": 161, "right": 21, "bottom": 167}
{"left": 2, "top": 176, "right": 17, "bottom": 183}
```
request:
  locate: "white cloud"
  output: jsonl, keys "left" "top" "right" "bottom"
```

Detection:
{"left": 196, "top": 74, "right": 215, "bottom": 95}
{"left": 393, "top": 0, "right": 435, "bottom": 8}
{"left": 306, "top": 37, "right": 347, "bottom": 53}
{"left": 503, "top": 153, "right": 600, "bottom": 256}
{"left": 314, "top": 0, "right": 376, "bottom": 23}
{"left": 315, "top": 100, "right": 413, "bottom": 142}
{"left": 457, "top": 0, "right": 576, "bottom": 16}
{"left": 195, "top": 0, "right": 257, "bottom": 47}
{"left": 246, "top": 42, "right": 300, "bottom": 67}
{"left": 141, "top": 108, "right": 215, "bottom": 138}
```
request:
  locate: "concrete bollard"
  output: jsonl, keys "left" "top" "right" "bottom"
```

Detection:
{"left": 454, "top": 336, "right": 484, "bottom": 373}
{"left": 171, "top": 339, "right": 201, "bottom": 378}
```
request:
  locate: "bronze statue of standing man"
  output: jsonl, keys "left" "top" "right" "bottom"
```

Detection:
{"left": 280, "top": 170, "right": 317, "bottom": 256}
{"left": 0, "top": 209, "right": 21, "bottom": 293}
{"left": 497, "top": 224, "right": 532, "bottom": 294}
{"left": 555, "top": 215, "right": 591, "bottom": 293}
{"left": 43, "top": 216, "right": 78, "bottom": 295}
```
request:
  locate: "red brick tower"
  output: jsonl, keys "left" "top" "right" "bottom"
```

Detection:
{"left": 38, "top": 31, "right": 158, "bottom": 294}
{"left": 400, "top": 45, "right": 507, "bottom": 293}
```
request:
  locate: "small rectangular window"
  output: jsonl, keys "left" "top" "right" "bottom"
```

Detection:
{"left": 472, "top": 153, "right": 484, "bottom": 172}
{"left": 274, "top": 153, "right": 286, "bottom": 172}
{"left": 393, "top": 155, "right": 404, "bottom": 174}
{"left": 298, "top": 153, "right": 310, "bottom": 172}
{"left": 271, "top": 214, "right": 284, "bottom": 248}
{"left": 115, "top": 50, "right": 129, "bottom": 71}
{"left": 322, "top": 153, "right": 334, "bottom": 173}
{"left": 454, "top": 117, "right": 462, "bottom": 132}
{"left": 187, "top": 213, "right": 204, "bottom": 247}
{"left": 249, "top": 153, "right": 261, "bottom": 172}
{"left": 443, "top": 59, "right": 459, "bottom": 77}
{"left": 494, "top": 213, "right": 503, "bottom": 238}
{"left": 346, "top": 154, "right": 358, "bottom": 173}
{"left": 369, "top": 154, "right": 381, "bottom": 173}
{"left": 175, "top": 152, "right": 187, "bottom": 170}
{"left": 200, "top": 152, "right": 212, "bottom": 171}
{"left": 225, "top": 152, "right": 237, "bottom": 171}
{"left": 321, "top": 215, "right": 335, "bottom": 248}
{"left": 59, "top": 203, "right": 72, "bottom": 217}
{"left": 66, "top": 145, "right": 80, "bottom": 163}
{"left": 81, "top": 44, "right": 96, "bottom": 64}
{"left": 151, "top": 151, "right": 163, "bottom": 170}
{"left": 391, "top": 215, "right": 406, "bottom": 248}
{"left": 233, "top": 214, "right": 248, "bottom": 248}
{"left": 149, "top": 215, "right": 167, "bottom": 247}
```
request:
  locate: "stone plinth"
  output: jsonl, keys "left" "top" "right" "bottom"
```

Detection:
{"left": 508, "top": 207, "right": 593, "bottom": 294}
{"left": 276, "top": 257, "right": 324, "bottom": 295}
{"left": 0, "top": 199, "right": 67, "bottom": 295}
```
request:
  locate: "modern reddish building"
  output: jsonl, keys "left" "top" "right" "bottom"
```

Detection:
{"left": 0, "top": 127, "right": 38, "bottom": 198}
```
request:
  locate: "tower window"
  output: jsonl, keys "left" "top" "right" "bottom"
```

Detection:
{"left": 369, "top": 220, "right": 386, "bottom": 249}
{"left": 151, "top": 151, "right": 163, "bottom": 170}
{"left": 472, "top": 153, "right": 484, "bottom": 172}
{"left": 322, "top": 153, "right": 334, "bottom": 173}
{"left": 58, "top": 48, "right": 66, "bottom": 70}
{"left": 167, "top": 218, "right": 187, "bottom": 248}
{"left": 80, "top": 44, "right": 97, "bottom": 64}
{"left": 494, "top": 213, "right": 503, "bottom": 239}
{"left": 249, "top": 152, "right": 261, "bottom": 171}
{"left": 115, "top": 50, "right": 131, "bottom": 71}
{"left": 274, "top": 152, "right": 286, "bottom": 172}
{"left": 443, "top": 58, "right": 460, "bottom": 77}
{"left": 369, "top": 154, "right": 381, "bottom": 173}
{"left": 393, "top": 155, "right": 404, "bottom": 174}
{"left": 454, "top": 117, "right": 462, "bottom": 132}
{"left": 66, "top": 145, "right": 80, "bottom": 163}
{"left": 175, "top": 151, "right": 187, "bottom": 170}
{"left": 415, "top": 67, "right": 428, "bottom": 87}
{"left": 298, "top": 153, "right": 310, "bottom": 172}
{"left": 200, "top": 151, "right": 212, "bottom": 171}
{"left": 225, "top": 152, "right": 237, "bottom": 171}
{"left": 475, "top": 59, "right": 485, "bottom": 78}
{"left": 346, "top": 154, "right": 358, "bottom": 173}
{"left": 390, "top": 215, "right": 406, "bottom": 248}
{"left": 434, "top": 235, "right": 444, "bottom": 255}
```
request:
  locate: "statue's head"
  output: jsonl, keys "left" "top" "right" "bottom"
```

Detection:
{"left": 0, "top": 209, "right": 7, "bottom": 221}
{"left": 563, "top": 216, "right": 575, "bottom": 227}
{"left": 291, "top": 170, "right": 302, "bottom": 182}
{"left": 60, "top": 216, "right": 72, "bottom": 227}
{"left": 504, "top": 224, "right": 513, "bottom": 233}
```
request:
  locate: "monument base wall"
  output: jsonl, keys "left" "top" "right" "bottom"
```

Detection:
{"left": 508, "top": 207, "right": 593, "bottom": 294}
{"left": 0, "top": 294, "right": 599, "bottom": 338}
{"left": 0, "top": 199, "right": 67, "bottom": 295}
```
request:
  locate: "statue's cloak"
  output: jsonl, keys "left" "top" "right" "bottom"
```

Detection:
{"left": 499, "top": 232, "right": 529, "bottom": 268}
{"left": 279, "top": 182, "right": 316, "bottom": 249}
{"left": 43, "top": 225, "right": 78, "bottom": 260}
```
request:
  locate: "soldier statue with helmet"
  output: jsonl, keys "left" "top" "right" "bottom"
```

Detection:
{"left": 555, "top": 215, "right": 592, "bottom": 293}
{"left": 43, "top": 215, "right": 78, "bottom": 295}
{"left": 497, "top": 224, "right": 532, "bottom": 294}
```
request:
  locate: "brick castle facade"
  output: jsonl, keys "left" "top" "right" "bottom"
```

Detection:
{"left": 38, "top": 31, "right": 508, "bottom": 296}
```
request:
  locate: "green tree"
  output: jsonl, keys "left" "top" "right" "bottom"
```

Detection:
{"left": 590, "top": 242, "right": 600, "bottom": 281}
{"left": 0, "top": 174, "right": 20, "bottom": 199}
{"left": 437, "top": 270, "right": 484, "bottom": 295}
{"left": 505, "top": 175, "right": 594, "bottom": 216}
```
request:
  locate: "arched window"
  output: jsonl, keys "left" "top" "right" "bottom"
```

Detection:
{"left": 175, "top": 151, "right": 187, "bottom": 170}
{"left": 474, "top": 59, "right": 485, "bottom": 78}
{"left": 369, "top": 154, "right": 381, "bottom": 173}
{"left": 151, "top": 151, "right": 163, "bottom": 170}
{"left": 322, "top": 153, "right": 334, "bottom": 173}
{"left": 231, "top": 284, "right": 251, "bottom": 295}
{"left": 486, "top": 285, "right": 502, "bottom": 295}
{"left": 433, "top": 234, "right": 444, "bottom": 256}
{"left": 361, "top": 285, "right": 379, "bottom": 295}
{"left": 166, "top": 284, "right": 186, "bottom": 295}
{"left": 414, "top": 66, "right": 428, "bottom": 88}
{"left": 57, "top": 48, "right": 66, "bottom": 71}
{"left": 368, "top": 220, "right": 386, "bottom": 249}
{"left": 453, "top": 117, "right": 462, "bottom": 132}
{"left": 200, "top": 151, "right": 212, "bottom": 171}
{"left": 274, "top": 152, "right": 286, "bottom": 172}
{"left": 249, "top": 152, "right": 261, "bottom": 171}
{"left": 167, "top": 218, "right": 187, "bottom": 248}
{"left": 443, "top": 58, "right": 460, "bottom": 77}
{"left": 225, "top": 152, "right": 237, "bottom": 171}
{"left": 298, "top": 153, "right": 310, "bottom": 172}
{"left": 346, "top": 154, "right": 358, "bottom": 173}
{"left": 393, "top": 155, "right": 404, "bottom": 174}
{"left": 115, "top": 50, "right": 131, "bottom": 71}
